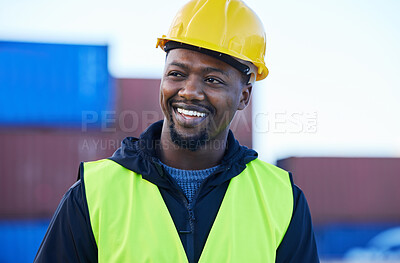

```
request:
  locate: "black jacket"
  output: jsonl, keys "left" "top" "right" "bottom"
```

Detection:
{"left": 35, "top": 121, "right": 319, "bottom": 262}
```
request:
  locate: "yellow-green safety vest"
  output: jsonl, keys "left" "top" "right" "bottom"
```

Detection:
{"left": 84, "top": 158, "right": 293, "bottom": 262}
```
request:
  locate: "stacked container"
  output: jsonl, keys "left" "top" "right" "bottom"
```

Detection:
{"left": 0, "top": 41, "right": 114, "bottom": 263}
{"left": 277, "top": 157, "right": 400, "bottom": 260}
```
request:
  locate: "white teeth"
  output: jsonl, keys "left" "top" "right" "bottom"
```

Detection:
{"left": 177, "top": 108, "right": 206, "bottom": 117}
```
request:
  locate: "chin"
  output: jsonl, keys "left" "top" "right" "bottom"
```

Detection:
{"left": 169, "top": 121, "right": 209, "bottom": 152}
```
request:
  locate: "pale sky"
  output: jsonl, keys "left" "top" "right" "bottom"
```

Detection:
{"left": 1, "top": 0, "right": 399, "bottom": 163}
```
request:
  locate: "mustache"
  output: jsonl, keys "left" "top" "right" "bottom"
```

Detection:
{"left": 169, "top": 99, "right": 215, "bottom": 114}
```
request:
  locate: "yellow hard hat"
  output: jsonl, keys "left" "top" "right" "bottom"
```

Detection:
{"left": 156, "top": 0, "right": 269, "bottom": 81}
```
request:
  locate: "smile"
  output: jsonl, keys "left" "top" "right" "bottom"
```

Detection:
{"left": 172, "top": 105, "right": 210, "bottom": 128}
{"left": 177, "top": 108, "right": 207, "bottom": 118}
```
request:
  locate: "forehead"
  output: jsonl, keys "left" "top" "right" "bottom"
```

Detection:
{"left": 165, "top": 48, "right": 236, "bottom": 74}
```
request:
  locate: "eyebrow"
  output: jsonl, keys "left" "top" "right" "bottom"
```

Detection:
{"left": 203, "top": 67, "right": 229, "bottom": 78}
{"left": 168, "top": 61, "right": 230, "bottom": 78}
{"left": 168, "top": 62, "right": 190, "bottom": 71}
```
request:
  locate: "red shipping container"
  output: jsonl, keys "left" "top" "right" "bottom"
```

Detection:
{"left": 277, "top": 157, "right": 400, "bottom": 224}
{"left": 0, "top": 129, "right": 118, "bottom": 218}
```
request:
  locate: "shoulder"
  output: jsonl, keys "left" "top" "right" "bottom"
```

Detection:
{"left": 81, "top": 158, "right": 132, "bottom": 183}
{"left": 245, "top": 159, "right": 312, "bottom": 214}
{"left": 245, "top": 158, "right": 292, "bottom": 188}
{"left": 241, "top": 158, "right": 294, "bottom": 213}
{"left": 247, "top": 158, "right": 289, "bottom": 174}
{"left": 82, "top": 159, "right": 148, "bottom": 204}
{"left": 57, "top": 178, "right": 85, "bottom": 210}
{"left": 82, "top": 158, "right": 118, "bottom": 174}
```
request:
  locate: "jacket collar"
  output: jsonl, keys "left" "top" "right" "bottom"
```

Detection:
{"left": 109, "top": 120, "right": 258, "bottom": 187}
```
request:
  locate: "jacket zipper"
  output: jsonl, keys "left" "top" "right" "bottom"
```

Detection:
{"left": 184, "top": 165, "right": 230, "bottom": 263}
{"left": 154, "top": 162, "right": 195, "bottom": 261}
{"left": 153, "top": 161, "right": 230, "bottom": 263}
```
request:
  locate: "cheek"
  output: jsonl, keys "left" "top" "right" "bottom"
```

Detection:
{"left": 216, "top": 92, "right": 240, "bottom": 113}
{"left": 159, "top": 83, "right": 171, "bottom": 114}
{"left": 160, "top": 81, "right": 180, "bottom": 116}
{"left": 210, "top": 96, "right": 237, "bottom": 126}
{"left": 159, "top": 89, "right": 166, "bottom": 112}
{"left": 160, "top": 81, "right": 177, "bottom": 99}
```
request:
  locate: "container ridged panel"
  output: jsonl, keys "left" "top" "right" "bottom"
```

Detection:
{"left": 277, "top": 157, "right": 400, "bottom": 224}
{"left": 0, "top": 41, "right": 113, "bottom": 127}
{"left": 0, "top": 129, "right": 118, "bottom": 218}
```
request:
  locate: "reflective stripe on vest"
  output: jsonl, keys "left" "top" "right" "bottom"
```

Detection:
{"left": 84, "top": 158, "right": 293, "bottom": 263}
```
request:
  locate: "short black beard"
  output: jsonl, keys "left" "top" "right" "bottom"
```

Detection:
{"left": 169, "top": 120, "right": 209, "bottom": 152}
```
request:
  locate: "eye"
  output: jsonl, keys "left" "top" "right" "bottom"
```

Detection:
{"left": 205, "top": 77, "right": 224, "bottom": 85}
{"left": 168, "top": 71, "right": 185, "bottom": 78}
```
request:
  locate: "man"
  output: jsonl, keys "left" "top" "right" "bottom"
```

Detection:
{"left": 35, "top": 0, "right": 319, "bottom": 262}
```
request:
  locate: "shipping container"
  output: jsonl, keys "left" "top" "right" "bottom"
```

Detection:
{"left": 0, "top": 129, "right": 119, "bottom": 218}
{"left": 0, "top": 41, "right": 114, "bottom": 127}
{"left": 0, "top": 219, "right": 49, "bottom": 263}
{"left": 277, "top": 157, "right": 400, "bottom": 224}
{"left": 116, "top": 78, "right": 252, "bottom": 147}
{"left": 115, "top": 78, "right": 163, "bottom": 137}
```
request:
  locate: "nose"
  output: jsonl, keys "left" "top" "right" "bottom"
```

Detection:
{"left": 178, "top": 77, "right": 205, "bottom": 101}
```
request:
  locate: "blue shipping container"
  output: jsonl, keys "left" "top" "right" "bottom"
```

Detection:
{"left": 0, "top": 41, "right": 113, "bottom": 127}
{"left": 315, "top": 223, "right": 400, "bottom": 260}
{"left": 0, "top": 220, "right": 49, "bottom": 263}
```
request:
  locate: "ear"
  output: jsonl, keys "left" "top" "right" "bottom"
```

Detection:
{"left": 238, "top": 84, "right": 252, "bottom": 110}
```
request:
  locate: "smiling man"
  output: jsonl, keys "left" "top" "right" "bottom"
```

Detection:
{"left": 158, "top": 46, "right": 253, "bottom": 169}
{"left": 35, "top": 0, "right": 319, "bottom": 262}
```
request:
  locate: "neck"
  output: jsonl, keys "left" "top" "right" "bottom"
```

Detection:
{"left": 158, "top": 124, "right": 228, "bottom": 170}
